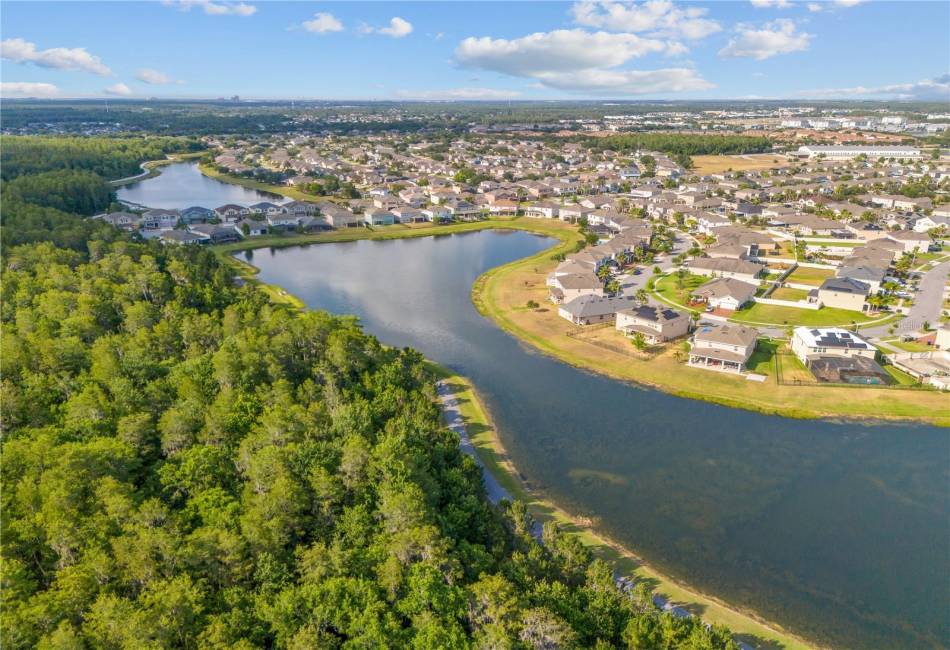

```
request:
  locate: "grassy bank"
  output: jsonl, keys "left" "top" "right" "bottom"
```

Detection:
{"left": 471, "top": 232, "right": 949, "bottom": 425}
{"left": 198, "top": 162, "right": 326, "bottom": 202}
{"left": 110, "top": 152, "right": 205, "bottom": 186}
{"left": 432, "top": 367, "right": 816, "bottom": 650}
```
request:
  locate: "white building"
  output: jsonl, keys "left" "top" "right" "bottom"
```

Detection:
{"left": 797, "top": 145, "right": 922, "bottom": 160}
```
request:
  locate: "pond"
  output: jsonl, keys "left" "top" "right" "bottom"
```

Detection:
{"left": 117, "top": 161, "right": 285, "bottom": 209}
{"left": 243, "top": 230, "right": 949, "bottom": 649}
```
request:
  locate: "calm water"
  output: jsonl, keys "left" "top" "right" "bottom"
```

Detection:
{"left": 117, "top": 161, "right": 285, "bottom": 209}
{"left": 245, "top": 231, "right": 949, "bottom": 649}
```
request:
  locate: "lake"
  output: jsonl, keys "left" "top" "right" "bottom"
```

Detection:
{"left": 244, "top": 230, "right": 949, "bottom": 649}
{"left": 117, "top": 161, "right": 285, "bottom": 209}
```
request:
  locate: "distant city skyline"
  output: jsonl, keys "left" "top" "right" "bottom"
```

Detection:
{"left": 2, "top": 0, "right": 948, "bottom": 102}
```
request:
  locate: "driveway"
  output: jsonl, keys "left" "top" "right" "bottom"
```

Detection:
{"left": 619, "top": 232, "right": 693, "bottom": 296}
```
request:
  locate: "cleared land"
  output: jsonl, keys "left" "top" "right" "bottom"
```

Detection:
{"left": 691, "top": 153, "right": 791, "bottom": 175}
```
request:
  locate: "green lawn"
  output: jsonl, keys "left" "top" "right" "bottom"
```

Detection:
{"left": 885, "top": 366, "right": 921, "bottom": 386}
{"left": 732, "top": 302, "right": 879, "bottom": 327}
{"left": 888, "top": 340, "right": 934, "bottom": 353}
{"left": 785, "top": 266, "right": 834, "bottom": 286}
{"left": 653, "top": 273, "right": 707, "bottom": 310}
{"left": 770, "top": 287, "right": 810, "bottom": 301}
{"left": 746, "top": 340, "right": 777, "bottom": 375}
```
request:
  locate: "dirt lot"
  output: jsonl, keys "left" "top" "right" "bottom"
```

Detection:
{"left": 691, "top": 154, "right": 791, "bottom": 175}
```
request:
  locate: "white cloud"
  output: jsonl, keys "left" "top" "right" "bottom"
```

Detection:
{"left": 0, "top": 82, "right": 59, "bottom": 98}
{"left": 571, "top": 0, "right": 721, "bottom": 40}
{"left": 718, "top": 19, "right": 812, "bottom": 60}
{"left": 834, "top": 0, "right": 865, "bottom": 6}
{"left": 456, "top": 29, "right": 680, "bottom": 76}
{"left": 455, "top": 29, "right": 711, "bottom": 96}
{"left": 803, "top": 74, "right": 950, "bottom": 101}
{"left": 395, "top": 87, "right": 523, "bottom": 100}
{"left": 750, "top": 0, "right": 792, "bottom": 7}
{"left": 302, "top": 12, "right": 343, "bottom": 34}
{"left": 135, "top": 68, "right": 177, "bottom": 84}
{"left": 164, "top": 0, "right": 256, "bottom": 17}
{"left": 1, "top": 38, "right": 111, "bottom": 76}
{"left": 104, "top": 83, "right": 132, "bottom": 96}
{"left": 378, "top": 17, "right": 414, "bottom": 38}
{"left": 807, "top": 3, "right": 823, "bottom": 12}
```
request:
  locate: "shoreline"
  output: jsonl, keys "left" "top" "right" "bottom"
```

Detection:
{"left": 193, "top": 152, "right": 945, "bottom": 425}
{"left": 467, "top": 226, "right": 949, "bottom": 426}
{"left": 432, "top": 367, "right": 817, "bottom": 650}
{"left": 224, "top": 233, "right": 815, "bottom": 648}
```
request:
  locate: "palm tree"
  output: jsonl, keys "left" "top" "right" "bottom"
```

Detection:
{"left": 635, "top": 288, "right": 648, "bottom": 304}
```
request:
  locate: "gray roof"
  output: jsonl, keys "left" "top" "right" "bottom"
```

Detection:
{"left": 560, "top": 295, "right": 638, "bottom": 318}
{"left": 819, "top": 277, "right": 870, "bottom": 295}
{"left": 693, "top": 322, "right": 758, "bottom": 348}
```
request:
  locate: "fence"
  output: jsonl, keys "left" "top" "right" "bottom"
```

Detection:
{"left": 566, "top": 323, "right": 662, "bottom": 360}
{"left": 773, "top": 352, "right": 930, "bottom": 390}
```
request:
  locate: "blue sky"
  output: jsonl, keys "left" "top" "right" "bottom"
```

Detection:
{"left": 2, "top": 1, "right": 948, "bottom": 101}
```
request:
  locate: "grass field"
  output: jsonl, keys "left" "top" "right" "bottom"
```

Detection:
{"left": 785, "top": 266, "right": 834, "bottom": 286}
{"left": 732, "top": 301, "right": 881, "bottom": 327}
{"left": 432, "top": 367, "right": 814, "bottom": 650}
{"left": 770, "top": 287, "right": 810, "bottom": 301}
{"left": 653, "top": 273, "right": 707, "bottom": 310}
{"left": 691, "top": 154, "right": 791, "bottom": 175}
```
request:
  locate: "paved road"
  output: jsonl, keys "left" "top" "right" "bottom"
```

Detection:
{"left": 619, "top": 232, "right": 692, "bottom": 297}
{"left": 864, "top": 259, "right": 949, "bottom": 338}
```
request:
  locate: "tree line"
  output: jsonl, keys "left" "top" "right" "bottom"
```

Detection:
{"left": 0, "top": 135, "right": 742, "bottom": 649}
{"left": 584, "top": 133, "right": 773, "bottom": 157}
{"left": 1, "top": 135, "right": 202, "bottom": 181}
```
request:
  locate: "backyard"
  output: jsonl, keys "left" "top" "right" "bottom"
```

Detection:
{"left": 784, "top": 266, "right": 835, "bottom": 286}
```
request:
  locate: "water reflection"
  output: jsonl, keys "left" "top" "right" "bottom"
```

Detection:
{"left": 246, "top": 230, "right": 949, "bottom": 649}
{"left": 118, "top": 161, "right": 286, "bottom": 209}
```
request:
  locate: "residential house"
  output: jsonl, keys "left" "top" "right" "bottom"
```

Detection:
{"left": 181, "top": 206, "right": 214, "bottom": 224}
{"left": 141, "top": 209, "right": 180, "bottom": 231}
{"left": 816, "top": 277, "right": 870, "bottom": 311}
{"left": 214, "top": 204, "right": 248, "bottom": 222}
{"left": 283, "top": 200, "right": 319, "bottom": 216}
{"left": 233, "top": 218, "right": 268, "bottom": 237}
{"left": 549, "top": 273, "right": 605, "bottom": 304}
{"left": 557, "top": 295, "right": 638, "bottom": 326}
{"left": 249, "top": 201, "right": 285, "bottom": 216}
{"left": 791, "top": 327, "right": 876, "bottom": 364}
{"left": 525, "top": 201, "right": 560, "bottom": 219}
{"left": 364, "top": 209, "right": 396, "bottom": 226}
{"left": 688, "top": 323, "right": 759, "bottom": 373}
{"left": 159, "top": 229, "right": 207, "bottom": 245}
{"left": 188, "top": 223, "right": 240, "bottom": 244}
{"left": 886, "top": 230, "right": 930, "bottom": 253}
{"left": 392, "top": 207, "right": 426, "bottom": 223}
{"left": 101, "top": 211, "right": 141, "bottom": 230}
{"left": 691, "top": 277, "right": 757, "bottom": 311}
{"left": 615, "top": 305, "right": 690, "bottom": 343}
{"left": 687, "top": 258, "right": 766, "bottom": 284}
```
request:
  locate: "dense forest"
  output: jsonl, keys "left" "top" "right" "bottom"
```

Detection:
{"left": 582, "top": 134, "right": 773, "bottom": 157}
{"left": 0, "top": 138, "right": 743, "bottom": 648}
{"left": 1, "top": 135, "right": 203, "bottom": 181}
